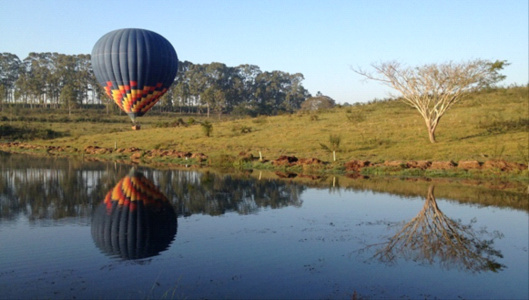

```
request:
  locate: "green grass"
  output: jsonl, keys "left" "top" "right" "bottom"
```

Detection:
{"left": 1, "top": 86, "right": 528, "bottom": 171}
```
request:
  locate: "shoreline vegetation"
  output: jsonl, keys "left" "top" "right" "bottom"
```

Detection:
{"left": 0, "top": 86, "right": 528, "bottom": 191}
{"left": 1, "top": 150, "right": 527, "bottom": 212}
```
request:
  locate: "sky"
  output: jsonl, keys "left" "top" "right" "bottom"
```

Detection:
{"left": 1, "top": 0, "right": 527, "bottom": 104}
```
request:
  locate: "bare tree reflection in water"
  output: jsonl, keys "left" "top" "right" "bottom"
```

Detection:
{"left": 366, "top": 185, "right": 505, "bottom": 273}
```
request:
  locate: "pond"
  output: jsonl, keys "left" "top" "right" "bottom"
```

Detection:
{"left": 0, "top": 152, "right": 527, "bottom": 299}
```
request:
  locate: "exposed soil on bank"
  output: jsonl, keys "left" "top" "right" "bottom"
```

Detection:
{"left": 1, "top": 142, "right": 527, "bottom": 183}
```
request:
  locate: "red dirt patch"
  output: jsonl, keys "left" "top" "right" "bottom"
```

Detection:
{"left": 384, "top": 161, "right": 406, "bottom": 167}
{"left": 483, "top": 160, "right": 527, "bottom": 171}
{"left": 272, "top": 155, "right": 298, "bottom": 166}
{"left": 457, "top": 160, "right": 482, "bottom": 170}
{"left": 238, "top": 151, "right": 257, "bottom": 162}
{"left": 298, "top": 157, "right": 324, "bottom": 165}
{"left": 407, "top": 160, "right": 432, "bottom": 169}
{"left": 344, "top": 160, "right": 370, "bottom": 172}
{"left": 191, "top": 152, "right": 208, "bottom": 162}
{"left": 430, "top": 161, "right": 457, "bottom": 170}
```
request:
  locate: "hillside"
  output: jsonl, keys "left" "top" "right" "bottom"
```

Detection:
{"left": 1, "top": 86, "right": 528, "bottom": 179}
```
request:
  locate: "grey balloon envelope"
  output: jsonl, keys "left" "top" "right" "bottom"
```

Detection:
{"left": 91, "top": 28, "right": 178, "bottom": 122}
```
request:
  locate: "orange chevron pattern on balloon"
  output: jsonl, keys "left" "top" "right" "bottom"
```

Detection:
{"left": 104, "top": 81, "right": 168, "bottom": 117}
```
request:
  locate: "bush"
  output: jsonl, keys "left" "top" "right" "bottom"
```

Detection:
{"left": 208, "top": 153, "right": 237, "bottom": 168}
{"left": 175, "top": 118, "right": 186, "bottom": 126}
{"left": 346, "top": 111, "right": 366, "bottom": 123}
{"left": 201, "top": 121, "right": 213, "bottom": 137}
{"left": 0, "top": 124, "right": 65, "bottom": 140}
{"left": 320, "top": 134, "right": 341, "bottom": 161}
{"left": 232, "top": 124, "right": 252, "bottom": 134}
{"left": 478, "top": 117, "right": 529, "bottom": 134}
{"left": 252, "top": 116, "right": 267, "bottom": 124}
{"left": 154, "top": 122, "right": 170, "bottom": 128}
{"left": 154, "top": 118, "right": 188, "bottom": 128}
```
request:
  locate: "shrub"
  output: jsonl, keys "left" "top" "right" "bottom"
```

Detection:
{"left": 478, "top": 117, "right": 529, "bottom": 134}
{"left": 320, "top": 134, "right": 341, "bottom": 161}
{"left": 252, "top": 116, "right": 267, "bottom": 124}
{"left": 232, "top": 124, "right": 252, "bottom": 134}
{"left": 0, "top": 124, "right": 65, "bottom": 140}
{"left": 346, "top": 111, "right": 366, "bottom": 123}
{"left": 175, "top": 118, "right": 186, "bottom": 126}
{"left": 154, "top": 122, "right": 170, "bottom": 128}
{"left": 201, "top": 121, "right": 213, "bottom": 137}
{"left": 209, "top": 153, "right": 236, "bottom": 168}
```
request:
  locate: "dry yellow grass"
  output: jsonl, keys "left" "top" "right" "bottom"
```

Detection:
{"left": 2, "top": 87, "right": 529, "bottom": 168}
{"left": 4, "top": 86, "right": 528, "bottom": 165}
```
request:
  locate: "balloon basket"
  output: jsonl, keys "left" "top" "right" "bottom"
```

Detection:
{"left": 132, "top": 124, "right": 141, "bottom": 130}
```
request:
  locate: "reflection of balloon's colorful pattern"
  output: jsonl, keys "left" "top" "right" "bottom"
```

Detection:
{"left": 91, "top": 171, "right": 177, "bottom": 260}
{"left": 104, "top": 173, "right": 169, "bottom": 212}
{"left": 91, "top": 28, "right": 178, "bottom": 122}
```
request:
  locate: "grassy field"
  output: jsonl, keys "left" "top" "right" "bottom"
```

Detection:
{"left": 1, "top": 86, "right": 528, "bottom": 179}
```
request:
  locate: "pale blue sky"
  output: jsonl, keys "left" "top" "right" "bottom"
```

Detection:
{"left": 1, "top": 0, "right": 527, "bottom": 103}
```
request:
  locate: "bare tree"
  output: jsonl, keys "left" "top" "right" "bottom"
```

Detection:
{"left": 353, "top": 60, "right": 508, "bottom": 143}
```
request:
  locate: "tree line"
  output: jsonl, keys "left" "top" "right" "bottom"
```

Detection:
{"left": 0, "top": 52, "right": 314, "bottom": 116}
{"left": 0, "top": 154, "right": 304, "bottom": 220}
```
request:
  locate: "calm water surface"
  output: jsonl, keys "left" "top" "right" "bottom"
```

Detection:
{"left": 0, "top": 153, "right": 527, "bottom": 299}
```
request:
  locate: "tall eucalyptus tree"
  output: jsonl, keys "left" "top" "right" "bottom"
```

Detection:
{"left": 0, "top": 53, "right": 22, "bottom": 107}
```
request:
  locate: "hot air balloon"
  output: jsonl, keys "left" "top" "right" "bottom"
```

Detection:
{"left": 91, "top": 28, "right": 178, "bottom": 129}
{"left": 91, "top": 170, "right": 177, "bottom": 260}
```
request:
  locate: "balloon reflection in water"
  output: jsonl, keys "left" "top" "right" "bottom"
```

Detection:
{"left": 91, "top": 171, "right": 177, "bottom": 260}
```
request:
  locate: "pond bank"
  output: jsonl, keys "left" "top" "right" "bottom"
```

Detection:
{"left": 1, "top": 141, "right": 528, "bottom": 186}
